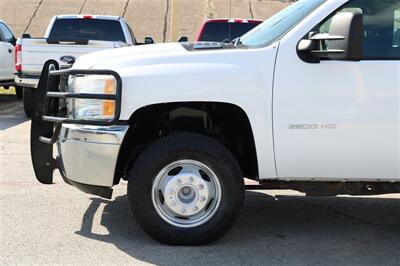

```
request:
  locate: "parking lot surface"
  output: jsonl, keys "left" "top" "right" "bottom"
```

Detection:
{"left": 1, "top": 95, "right": 399, "bottom": 265}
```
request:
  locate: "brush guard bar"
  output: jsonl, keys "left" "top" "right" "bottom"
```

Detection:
{"left": 30, "top": 60, "right": 122, "bottom": 198}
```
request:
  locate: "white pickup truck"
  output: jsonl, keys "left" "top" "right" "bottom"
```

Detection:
{"left": 31, "top": 0, "right": 399, "bottom": 245}
{"left": 15, "top": 14, "right": 152, "bottom": 117}
{"left": 0, "top": 20, "right": 22, "bottom": 97}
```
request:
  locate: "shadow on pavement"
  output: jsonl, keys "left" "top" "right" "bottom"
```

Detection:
{"left": 76, "top": 191, "right": 400, "bottom": 265}
{"left": 0, "top": 95, "right": 28, "bottom": 130}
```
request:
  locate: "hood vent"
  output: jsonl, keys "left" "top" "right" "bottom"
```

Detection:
{"left": 182, "top": 42, "right": 235, "bottom": 51}
{"left": 193, "top": 42, "right": 223, "bottom": 49}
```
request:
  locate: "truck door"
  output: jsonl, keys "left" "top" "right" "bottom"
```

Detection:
{"left": 0, "top": 22, "right": 15, "bottom": 80}
{"left": 273, "top": 0, "right": 400, "bottom": 180}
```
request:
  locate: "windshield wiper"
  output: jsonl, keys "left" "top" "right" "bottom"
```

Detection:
{"left": 233, "top": 37, "right": 248, "bottom": 48}
{"left": 232, "top": 37, "right": 242, "bottom": 48}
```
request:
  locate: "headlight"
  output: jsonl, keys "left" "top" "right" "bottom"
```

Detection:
{"left": 67, "top": 75, "right": 117, "bottom": 120}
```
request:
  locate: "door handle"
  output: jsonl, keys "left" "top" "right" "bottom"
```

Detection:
{"left": 8, "top": 48, "right": 12, "bottom": 53}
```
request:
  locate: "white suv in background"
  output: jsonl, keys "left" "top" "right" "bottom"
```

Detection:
{"left": 0, "top": 20, "right": 21, "bottom": 98}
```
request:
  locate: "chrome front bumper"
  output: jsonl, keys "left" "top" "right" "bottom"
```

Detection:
{"left": 57, "top": 124, "right": 129, "bottom": 188}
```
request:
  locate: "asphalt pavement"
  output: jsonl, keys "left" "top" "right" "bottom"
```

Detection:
{"left": 0, "top": 94, "right": 399, "bottom": 265}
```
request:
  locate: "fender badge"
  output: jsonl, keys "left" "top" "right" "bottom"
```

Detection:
{"left": 289, "top": 124, "right": 337, "bottom": 129}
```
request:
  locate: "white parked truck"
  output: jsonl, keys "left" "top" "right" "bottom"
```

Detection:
{"left": 0, "top": 20, "right": 22, "bottom": 97}
{"left": 15, "top": 14, "right": 153, "bottom": 117}
{"left": 31, "top": 0, "right": 399, "bottom": 245}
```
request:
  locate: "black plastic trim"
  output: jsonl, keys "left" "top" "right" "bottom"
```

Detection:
{"left": 58, "top": 162, "right": 113, "bottom": 199}
{"left": 0, "top": 80, "right": 16, "bottom": 87}
{"left": 65, "top": 179, "right": 112, "bottom": 199}
{"left": 46, "top": 38, "right": 89, "bottom": 45}
{"left": 15, "top": 73, "right": 40, "bottom": 79}
{"left": 46, "top": 91, "right": 117, "bottom": 100}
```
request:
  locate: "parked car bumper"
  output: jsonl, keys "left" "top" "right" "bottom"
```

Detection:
{"left": 14, "top": 73, "right": 39, "bottom": 88}
{"left": 0, "top": 79, "right": 16, "bottom": 87}
{"left": 57, "top": 124, "right": 129, "bottom": 189}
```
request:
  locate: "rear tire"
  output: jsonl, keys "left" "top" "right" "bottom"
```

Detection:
{"left": 127, "top": 132, "right": 245, "bottom": 245}
{"left": 15, "top": 86, "right": 23, "bottom": 99}
{"left": 23, "top": 87, "right": 34, "bottom": 118}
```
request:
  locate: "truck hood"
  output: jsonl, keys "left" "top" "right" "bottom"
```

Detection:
{"left": 72, "top": 42, "right": 239, "bottom": 71}
{"left": 72, "top": 43, "right": 190, "bottom": 69}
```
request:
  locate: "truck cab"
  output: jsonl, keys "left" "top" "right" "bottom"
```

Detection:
{"left": 31, "top": 0, "right": 399, "bottom": 245}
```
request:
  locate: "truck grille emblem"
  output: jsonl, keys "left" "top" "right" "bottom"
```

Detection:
{"left": 60, "top": 55, "right": 76, "bottom": 64}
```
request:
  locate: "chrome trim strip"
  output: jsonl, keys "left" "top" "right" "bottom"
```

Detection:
{"left": 59, "top": 124, "right": 128, "bottom": 144}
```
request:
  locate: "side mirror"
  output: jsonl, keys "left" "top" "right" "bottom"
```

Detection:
{"left": 326, "top": 11, "right": 363, "bottom": 60}
{"left": 144, "top": 36, "right": 154, "bottom": 44}
{"left": 298, "top": 11, "right": 363, "bottom": 62}
{"left": 178, "top": 36, "right": 188, "bottom": 42}
{"left": 9, "top": 37, "right": 16, "bottom": 46}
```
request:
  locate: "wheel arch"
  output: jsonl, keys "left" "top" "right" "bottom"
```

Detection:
{"left": 113, "top": 101, "right": 259, "bottom": 185}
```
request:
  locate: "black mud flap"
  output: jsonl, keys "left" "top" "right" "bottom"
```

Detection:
{"left": 30, "top": 60, "right": 60, "bottom": 184}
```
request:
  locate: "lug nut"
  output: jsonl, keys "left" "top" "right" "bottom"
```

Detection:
{"left": 193, "top": 206, "right": 198, "bottom": 212}
{"left": 200, "top": 196, "right": 206, "bottom": 202}
{"left": 189, "top": 177, "right": 194, "bottom": 182}
{"left": 181, "top": 208, "right": 186, "bottom": 213}
{"left": 198, "top": 184, "right": 204, "bottom": 190}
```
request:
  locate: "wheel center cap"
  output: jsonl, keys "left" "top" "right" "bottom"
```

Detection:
{"left": 182, "top": 187, "right": 190, "bottom": 195}
{"left": 178, "top": 185, "right": 196, "bottom": 204}
{"left": 163, "top": 173, "right": 210, "bottom": 217}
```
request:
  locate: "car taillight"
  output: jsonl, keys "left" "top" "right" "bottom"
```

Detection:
{"left": 83, "top": 15, "right": 93, "bottom": 19}
{"left": 15, "top": 44, "right": 22, "bottom": 72}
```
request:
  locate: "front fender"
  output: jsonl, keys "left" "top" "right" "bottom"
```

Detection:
{"left": 116, "top": 45, "right": 279, "bottom": 178}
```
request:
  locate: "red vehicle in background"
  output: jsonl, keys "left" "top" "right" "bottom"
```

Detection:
{"left": 195, "top": 18, "right": 263, "bottom": 43}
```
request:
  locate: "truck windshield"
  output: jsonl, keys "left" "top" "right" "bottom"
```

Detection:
{"left": 199, "top": 22, "right": 262, "bottom": 42}
{"left": 240, "top": 0, "right": 326, "bottom": 47}
{"left": 48, "top": 18, "right": 126, "bottom": 43}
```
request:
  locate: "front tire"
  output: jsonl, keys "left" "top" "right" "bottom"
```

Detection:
{"left": 23, "top": 87, "right": 34, "bottom": 117}
{"left": 127, "top": 133, "right": 244, "bottom": 245}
